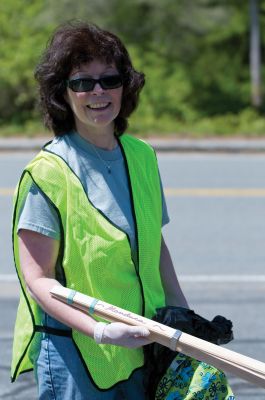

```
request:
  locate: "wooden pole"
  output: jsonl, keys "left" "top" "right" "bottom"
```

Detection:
{"left": 50, "top": 286, "right": 265, "bottom": 389}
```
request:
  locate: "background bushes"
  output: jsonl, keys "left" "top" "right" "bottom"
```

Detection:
{"left": 1, "top": 0, "right": 265, "bottom": 136}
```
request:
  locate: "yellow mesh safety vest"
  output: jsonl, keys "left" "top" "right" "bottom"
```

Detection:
{"left": 11, "top": 134, "right": 165, "bottom": 389}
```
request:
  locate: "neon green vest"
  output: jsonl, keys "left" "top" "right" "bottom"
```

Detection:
{"left": 11, "top": 134, "right": 165, "bottom": 389}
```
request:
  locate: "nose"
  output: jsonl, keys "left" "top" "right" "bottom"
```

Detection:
{"left": 92, "top": 82, "right": 104, "bottom": 93}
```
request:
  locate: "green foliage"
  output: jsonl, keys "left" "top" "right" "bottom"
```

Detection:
{"left": 0, "top": 0, "right": 55, "bottom": 123}
{"left": 0, "top": 0, "right": 265, "bottom": 136}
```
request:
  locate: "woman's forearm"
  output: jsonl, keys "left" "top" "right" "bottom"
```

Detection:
{"left": 28, "top": 277, "right": 97, "bottom": 337}
{"left": 160, "top": 235, "right": 189, "bottom": 308}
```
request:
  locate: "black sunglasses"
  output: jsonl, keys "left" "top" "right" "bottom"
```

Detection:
{"left": 66, "top": 75, "right": 123, "bottom": 92}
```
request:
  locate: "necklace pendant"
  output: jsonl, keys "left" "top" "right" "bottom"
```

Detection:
{"left": 90, "top": 142, "right": 112, "bottom": 174}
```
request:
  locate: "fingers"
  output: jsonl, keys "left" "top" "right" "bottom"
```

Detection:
{"left": 98, "top": 322, "right": 152, "bottom": 348}
{"left": 126, "top": 337, "right": 152, "bottom": 348}
{"left": 128, "top": 326, "right": 150, "bottom": 338}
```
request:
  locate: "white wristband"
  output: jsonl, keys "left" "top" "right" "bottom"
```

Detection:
{"left": 94, "top": 322, "right": 108, "bottom": 344}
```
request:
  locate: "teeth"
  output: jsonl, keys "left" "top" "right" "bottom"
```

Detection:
{"left": 88, "top": 103, "right": 109, "bottom": 109}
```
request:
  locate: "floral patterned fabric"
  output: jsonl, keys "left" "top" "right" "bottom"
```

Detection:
{"left": 155, "top": 353, "right": 235, "bottom": 400}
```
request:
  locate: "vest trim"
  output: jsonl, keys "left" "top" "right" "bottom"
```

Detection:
{"left": 70, "top": 335, "right": 145, "bottom": 392}
{"left": 117, "top": 137, "right": 146, "bottom": 317}
{"left": 117, "top": 138, "right": 139, "bottom": 266}
{"left": 11, "top": 170, "right": 36, "bottom": 381}
{"left": 14, "top": 367, "right": 34, "bottom": 380}
{"left": 11, "top": 169, "right": 66, "bottom": 381}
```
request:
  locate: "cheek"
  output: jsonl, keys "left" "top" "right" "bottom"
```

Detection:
{"left": 75, "top": 93, "right": 88, "bottom": 101}
{"left": 66, "top": 88, "right": 87, "bottom": 103}
{"left": 68, "top": 93, "right": 88, "bottom": 113}
{"left": 69, "top": 92, "right": 88, "bottom": 103}
{"left": 113, "top": 89, "right": 123, "bottom": 108}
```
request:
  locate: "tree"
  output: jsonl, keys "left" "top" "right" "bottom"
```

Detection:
{"left": 0, "top": 0, "right": 54, "bottom": 123}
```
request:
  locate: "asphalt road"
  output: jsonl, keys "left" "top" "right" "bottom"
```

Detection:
{"left": 1, "top": 151, "right": 265, "bottom": 399}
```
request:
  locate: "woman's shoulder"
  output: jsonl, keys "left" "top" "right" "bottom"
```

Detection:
{"left": 121, "top": 134, "right": 154, "bottom": 152}
{"left": 120, "top": 134, "right": 156, "bottom": 160}
{"left": 44, "top": 134, "right": 72, "bottom": 155}
{"left": 24, "top": 135, "right": 71, "bottom": 175}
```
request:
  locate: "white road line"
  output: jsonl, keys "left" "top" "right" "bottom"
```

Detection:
{"left": 2, "top": 187, "right": 265, "bottom": 197}
{"left": 164, "top": 188, "right": 265, "bottom": 197}
{"left": 1, "top": 274, "right": 265, "bottom": 283}
{"left": 0, "top": 274, "right": 19, "bottom": 282}
{"left": 179, "top": 275, "right": 265, "bottom": 283}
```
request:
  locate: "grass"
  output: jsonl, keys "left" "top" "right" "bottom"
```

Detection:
{"left": 129, "top": 108, "right": 265, "bottom": 138}
{"left": 1, "top": 108, "right": 265, "bottom": 138}
{"left": 0, "top": 120, "right": 49, "bottom": 138}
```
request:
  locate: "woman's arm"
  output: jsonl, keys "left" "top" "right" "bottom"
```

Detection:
{"left": 18, "top": 229, "right": 151, "bottom": 347}
{"left": 19, "top": 229, "right": 98, "bottom": 337}
{"left": 160, "top": 235, "right": 189, "bottom": 308}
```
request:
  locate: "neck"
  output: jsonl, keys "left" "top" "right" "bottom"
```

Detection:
{"left": 75, "top": 122, "right": 117, "bottom": 150}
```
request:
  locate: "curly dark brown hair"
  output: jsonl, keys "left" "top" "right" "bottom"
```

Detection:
{"left": 34, "top": 21, "right": 145, "bottom": 136}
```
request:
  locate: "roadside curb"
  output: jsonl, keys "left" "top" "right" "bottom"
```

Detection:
{"left": 0, "top": 137, "right": 49, "bottom": 152}
{"left": 147, "top": 138, "right": 265, "bottom": 153}
{"left": 1, "top": 137, "right": 265, "bottom": 153}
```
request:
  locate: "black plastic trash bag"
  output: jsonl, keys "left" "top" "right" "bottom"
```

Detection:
{"left": 144, "top": 307, "right": 234, "bottom": 399}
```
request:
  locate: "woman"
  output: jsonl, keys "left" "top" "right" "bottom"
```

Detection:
{"left": 11, "top": 21, "right": 188, "bottom": 399}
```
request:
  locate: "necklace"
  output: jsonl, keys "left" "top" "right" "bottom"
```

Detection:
{"left": 91, "top": 143, "right": 112, "bottom": 174}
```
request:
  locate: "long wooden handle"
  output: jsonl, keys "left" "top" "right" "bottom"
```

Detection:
{"left": 50, "top": 285, "right": 265, "bottom": 389}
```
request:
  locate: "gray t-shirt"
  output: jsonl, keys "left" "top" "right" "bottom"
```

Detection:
{"left": 18, "top": 132, "right": 169, "bottom": 265}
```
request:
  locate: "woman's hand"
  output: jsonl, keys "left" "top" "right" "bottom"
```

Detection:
{"left": 94, "top": 322, "right": 151, "bottom": 348}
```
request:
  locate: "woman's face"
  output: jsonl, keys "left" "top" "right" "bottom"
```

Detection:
{"left": 65, "top": 59, "right": 123, "bottom": 137}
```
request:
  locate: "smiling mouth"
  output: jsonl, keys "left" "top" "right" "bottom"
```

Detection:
{"left": 87, "top": 102, "right": 111, "bottom": 110}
